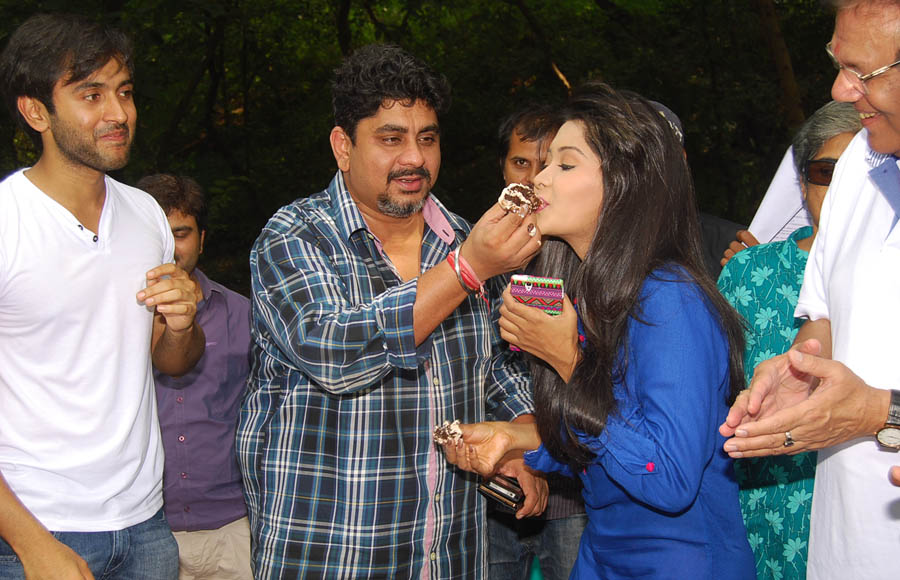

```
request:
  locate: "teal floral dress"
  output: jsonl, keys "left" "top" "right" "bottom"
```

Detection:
{"left": 717, "top": 226, "right": 815, "bottom": 580}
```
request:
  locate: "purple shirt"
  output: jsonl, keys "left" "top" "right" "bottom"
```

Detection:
{"left": 154, "top": 269, "right": 251, "bottom": 531}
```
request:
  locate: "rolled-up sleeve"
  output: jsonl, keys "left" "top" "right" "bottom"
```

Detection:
{"left": 483, "top": 275, "right": 535, "bottom": 421}
{"left": 252, "top": 227, "right": 424, "bottom": 395}
{"left": 576, "top": 280, "right": 728, "bottom": 514}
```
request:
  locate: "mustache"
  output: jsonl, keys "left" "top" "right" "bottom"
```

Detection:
{"left": 387, "top": 167, "right": 431, "bottom": 183}
{"left": 96, "top": 123, "right": 130, "bottom": 138}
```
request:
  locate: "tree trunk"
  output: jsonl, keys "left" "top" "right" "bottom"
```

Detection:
{"left": 755, "top": 0, "right": 806, "bottom": 130}
{"left": 507, "top": 0, "right": 571, "bottom": 92}
{"left": 336, "top": 0, "right": 352, "bottom": 56}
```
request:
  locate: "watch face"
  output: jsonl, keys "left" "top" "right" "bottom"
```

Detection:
{"left": 877, "top": 427, "right": 900, "bottom": 448}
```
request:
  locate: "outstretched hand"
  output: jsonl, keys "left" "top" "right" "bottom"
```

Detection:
{"left": 439, "top": 421, "right": 547, "bottom": 518}
{"left": 720, "top": 339, "right": 823, "bottom": 439}
{"left": 440, "top": 422, "right": 518, "bottom": 477}
{"left": 721, "top": 340, "right": 888, "bottom": 457}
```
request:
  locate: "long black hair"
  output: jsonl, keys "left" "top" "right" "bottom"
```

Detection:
{"left": 526, "top": 83, "right": 746, "bottom": 468}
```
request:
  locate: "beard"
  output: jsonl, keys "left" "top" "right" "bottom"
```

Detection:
{"left": 377, "top": 193, "right": 428, "bottom": 218}
{"left": 50, "top": 115, "right": 133, "bottom": 172}
{"left": 377, "top": 167, "right": 432, "bottom": 218}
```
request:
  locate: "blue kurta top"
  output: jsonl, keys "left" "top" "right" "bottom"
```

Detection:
{"left": 525, "top": 267, "right": 754, "bottom": 579}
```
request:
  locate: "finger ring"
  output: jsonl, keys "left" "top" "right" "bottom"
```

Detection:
{"left": 527, "top": 223, "right": 537, "bottom": 237}
{"left": 783, "top": 431, "right": 795, "bottom": 447}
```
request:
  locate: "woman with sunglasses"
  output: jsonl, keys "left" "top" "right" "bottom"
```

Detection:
{"left": 716, "top": 100, "right": 860, "bottom": 580}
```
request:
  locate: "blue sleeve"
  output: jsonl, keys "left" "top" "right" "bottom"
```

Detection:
{"left": 580, "top": 278, "right": 730, "bottom": 514}
{"left": 251, "top": 229, "right": 421, "bottom": 395}
{"left": 524, "top": 444, "right": 576, "bottom": 478}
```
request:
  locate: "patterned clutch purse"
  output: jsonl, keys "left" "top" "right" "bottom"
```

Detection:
{"left": 508, "top": 274, "right": 564, "bottom": 351}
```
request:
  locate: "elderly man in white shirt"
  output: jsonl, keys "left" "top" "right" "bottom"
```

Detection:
{"left": 720, "top": 1, "right": 900, "bottom": 578}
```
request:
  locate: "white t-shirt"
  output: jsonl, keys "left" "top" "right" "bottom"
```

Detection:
{"left": 0, "top": 169, "right": 174, "bottom": 532}
{"left": 796, "top": 131, "right": 900, "bottom": 579}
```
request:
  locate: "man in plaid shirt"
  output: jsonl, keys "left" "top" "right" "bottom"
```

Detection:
{"left": 236, "top": 44, "right": 546, "bottom": 579}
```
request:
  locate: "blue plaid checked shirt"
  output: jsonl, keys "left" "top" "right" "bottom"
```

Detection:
{"left": 236, "top": 172, "right": 534, "bottom": 579}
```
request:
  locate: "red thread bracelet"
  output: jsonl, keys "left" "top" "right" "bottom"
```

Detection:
{"left": 447, "top": 247, "right": 487, "bottom": 304}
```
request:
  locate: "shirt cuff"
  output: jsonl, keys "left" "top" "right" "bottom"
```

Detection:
{"left": 376, "top": 279, "right": 422, "bottom": 369}
{"left": 581, "top": 418, "right": 660, "bottom": 476}
{"left": 524, "top": 444, "right": 574, "bottom": 478}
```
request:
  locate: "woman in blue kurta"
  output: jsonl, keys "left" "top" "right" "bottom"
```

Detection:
{"left": 716, "top": 101, "right": 859, "bottom": 580}
{"left": 441, "top": 84, "right": 754, "bottom": 579}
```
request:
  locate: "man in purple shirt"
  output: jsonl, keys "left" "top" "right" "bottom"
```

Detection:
{"left": 139, "top": 174, "right": 252, "bottom": 580}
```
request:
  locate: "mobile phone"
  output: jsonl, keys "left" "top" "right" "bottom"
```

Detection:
{"left": 477, "top": 475, "right": 525, "bottom": 514}
{"left": 508, "top": 274, "right": 564, "bottom": 351}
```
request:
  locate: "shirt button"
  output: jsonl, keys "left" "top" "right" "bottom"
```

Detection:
{"left": 432, "top": 377, "right": 439, "bottom": 386}
{"left": 434, "top": 493, "right": 441, "bottom": 501}
{"left": 176, "top": 396, "right": 183, "bottom": 404}
{"left": 178, "top": 435, "right": 186, "bottom": 442}
{"left": 430, "top": 552, "right": 436, "bottom": 561}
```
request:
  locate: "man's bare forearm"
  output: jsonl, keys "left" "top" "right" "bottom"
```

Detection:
{"left": 0, "top": 472, "right": 94, "bottom": 578}
{"left": 152, "top": 322, "right": 205, "bottom": 377}
{"left": 0, "top": 472, "right": 52, "bottom": 560}
{"left": 793, "top": 318, "right": 832, "bottom": 359}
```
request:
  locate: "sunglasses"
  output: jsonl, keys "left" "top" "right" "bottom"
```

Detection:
{"left": 804, "top": 158, "right": 837, "bottom": 187}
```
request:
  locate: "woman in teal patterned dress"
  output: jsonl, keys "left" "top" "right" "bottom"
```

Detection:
{"left": 717, "top": 101, "right": 859, "bottom": 580}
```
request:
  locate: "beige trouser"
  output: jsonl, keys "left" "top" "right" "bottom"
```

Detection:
{"left": 172, "top": 516, "right": 253, "bottom": 580}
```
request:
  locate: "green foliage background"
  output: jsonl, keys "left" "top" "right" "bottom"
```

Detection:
{"left": 0, "top": 0, "right": 837, "bottom": 294}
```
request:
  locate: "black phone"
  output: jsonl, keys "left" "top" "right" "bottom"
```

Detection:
{"left": 477, "top": 475, "right": 525, "bottom": 514}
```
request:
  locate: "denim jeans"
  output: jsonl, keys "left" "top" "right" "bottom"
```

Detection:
{"left": 0, "top": 508, "right": 178, "bottom": 580}
{"left": 487, "top": 510, "right": 587, "bottom": 580}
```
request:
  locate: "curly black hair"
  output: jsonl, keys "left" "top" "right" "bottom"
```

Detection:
{"left": 332, "top": 44, "right": 451, "bottom": 142}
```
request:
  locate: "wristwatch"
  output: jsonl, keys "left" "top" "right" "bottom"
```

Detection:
{"left": 875, "top": 389, "right": 900, "bottom": 449}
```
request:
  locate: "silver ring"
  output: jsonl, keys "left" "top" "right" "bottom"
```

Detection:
{"left": 783, "top": 431, "right": 795, "bottom": 448}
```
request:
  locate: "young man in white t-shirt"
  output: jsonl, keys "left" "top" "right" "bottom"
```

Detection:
{"left": 0, "top": 13, "right": 204, "bottom": 580}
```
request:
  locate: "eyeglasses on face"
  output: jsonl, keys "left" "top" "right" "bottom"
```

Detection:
{"left": 826, "top": 42, "right": 900, "bottom": 95}
{"left": 804, "top": 158, "right": 837, "bottom": 187}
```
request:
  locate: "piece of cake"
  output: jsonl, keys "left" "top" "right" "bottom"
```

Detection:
{"left": 498, "top": 183, "right": 541, "bottom": 217}
{"left": 433, "top": 419, "right": 463, "bottom": 445}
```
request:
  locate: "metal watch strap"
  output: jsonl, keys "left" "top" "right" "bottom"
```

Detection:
{"left": 886, "top": 389, "right": 900, "bottom": 426}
